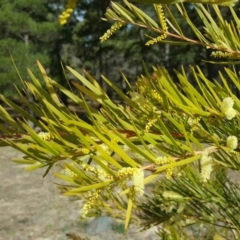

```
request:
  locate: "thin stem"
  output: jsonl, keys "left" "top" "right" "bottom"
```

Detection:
{"left": 109, "top": 18, "right": 240, "bottom": 55}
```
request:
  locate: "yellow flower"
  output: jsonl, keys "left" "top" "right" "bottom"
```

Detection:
{"left": 155, "top": 156, "right": 174, "bottom": 179}
{"left": 62, "top": 167, "right": 77, "bottom": 178}
{"left": 37, "top": 132, "right": 53, "bottom": 141}
{"left": 132, "top": 169, "right": 144, "bottom": 196}
{"left": 81, "top": 148, "right": 90, "bottom": 154}
{"left": 81, "top": 203, "right": 90, "bottom": 219}
{"left": 225, "top": 108, "right": 236, "bottom": 120}
{"left": 145, "top": 118, "right": 157, "bottom": 132}
{"left": 200, "top": 152, "right": 213, "bottom": 182}
{"left": 81, "top": 190, "right": 100, "bottom": 218}
{"left": 146, "top": 4, "right": 168, "bottom": 46}
{"left": 117, "top": 167, "right": 136, "bottom": 178}
{"left": 220, "top": 97, "right": 236, "bottom": 120}
{"left": 227, "top": 136, "right": 238, "bottom": 150}
{"left": 100, "top": 22, "right": 125, "bottom": 42}
{"left": 59, "top": 0, "right": 77, "bottom": 25}
{"left": 155, "top": 156, "right": 168, "bottom": 165}
{"left": 116, "top": 167, "right": 145, "bottom": 196}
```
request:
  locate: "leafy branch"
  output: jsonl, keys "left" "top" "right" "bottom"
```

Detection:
{"left": 1, "top": 0, "right": 240, "bottom": 237}
{"left": 102, "top": 1, "right": 240, "bottom": 61}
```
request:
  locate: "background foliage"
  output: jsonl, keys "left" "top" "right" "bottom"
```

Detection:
{"left": 0, "top": 0, "right": 226, "bottom": 98}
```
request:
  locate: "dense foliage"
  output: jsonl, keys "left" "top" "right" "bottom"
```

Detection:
{"left": 2, "top": 0, "right": 240, "bottom": 239}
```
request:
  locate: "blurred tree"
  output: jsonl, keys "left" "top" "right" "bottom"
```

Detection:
{"left": 0, "top": 0, "right": 212, "bottom": 98}
{"left": 0, "top": 0, "right": 59, "bottom": 96}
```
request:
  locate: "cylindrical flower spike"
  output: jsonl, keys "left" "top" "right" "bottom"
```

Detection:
{"left": 227, "top": 136, "right": 238, "bottom": 150}
{"left": 132, "top": 168, "right": 144, "bottom": 196}
{"left": 59, "top": 0, "right": 77, "bottom": 25}
{"left": 220, "top": 97, "right": 237, "bottom": 120}
{"left": 200, "top": 152, "right": 213, "bottom": 182}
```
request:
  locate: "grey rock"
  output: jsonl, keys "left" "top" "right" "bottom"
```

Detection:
{"left": 86, "top": 216, "right": 114, "bottom": 235}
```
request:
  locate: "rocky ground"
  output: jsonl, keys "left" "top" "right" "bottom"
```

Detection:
{"left": 0, "top": 147, "right": 158, "bottom": 240}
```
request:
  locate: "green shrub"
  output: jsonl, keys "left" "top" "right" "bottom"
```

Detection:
{"left": 1, "top": 0, "right": 240, "bottom": 239}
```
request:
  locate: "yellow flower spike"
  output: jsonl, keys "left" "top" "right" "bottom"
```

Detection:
{"left": 155, "top": 156, "right": 174, "bottom": 179}
{"left": 151, "top": 89, "right": 163, "bottom": 103}
{"left": 146, "top": 4, "right": 168, "bottom": 46}
{"left": 81, "top": 148, "right": 90, "bottom": 154}
{"left": 59, "top": 19, "right": 67, "bottom": 25}
{"left": 200, "top": 152, "right": 213, "bottom": 182}
{"left": 221, "top": 97, "right": 234, "bottom": 111}
{"left": 119, "top": 167, "right": 137, "bottom": 178}
{"left": 59, "top": 0, "right": 77, "bottom": 25}
{"left": 145, "top": 118, "right": 157, "bottom": 132}
{"left": 211, "top": 51, "right": 240, "bottom": 60}
{"left": 117, "top": 167, "right": 145, "bottom": 196}
{"left": 82, "top": 163, "right": 98, "bottom": 174}
{"left": 155, "top": 4, "right": 168, "bottom": 31}
{"left": 225, "top": 109, "right": 236, "bottom": 120}
{"left": 64, "top": 13, "right": 70, "bottom": 18}
{"left": 220, "top": 97, "right": 236, "bottom": 120}
{"left": 66, "top": 8, "right": 73, "bottom": 13}
{"left": 81, "top": 190, "right": 101, "bottom": 218}
{"left": 61, "top": 167, "right": 77, "bottom": 178}
{"left": 188, "top": 117, "right": 201, "bottom": 134}
{"left": 132, "top": 168, "right": 144, "bottom": 196}
{"left": 227, "top": 136, "right": 238, "bottom": 150}
{"left": 155, "top": 156, "right": 168, "bottom": 165}
{"left": 166, "top": 157, "right": 174, "bottom": 179}
{"left": 37, "top": 131, "right": 53, "bottom": 141}
{"left": 100, "top": 22, "right": 125, "bottom": 42}
{"left": 146, "top": 35, "right": 167, "bottom": 46}
{"left": 166, "top": 168, "right": 173, "bottom": 179}
{"left": 81, "top": 203, "right": 90, "bottom": 219}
